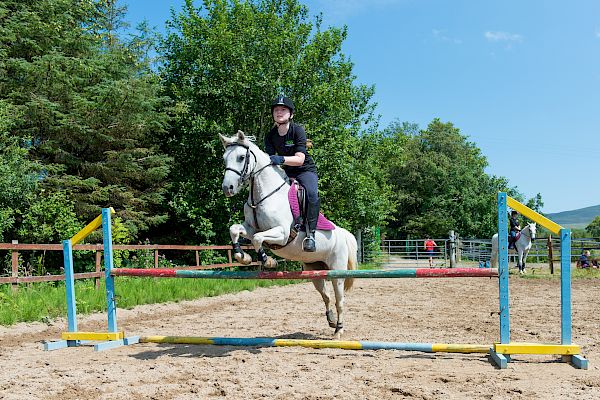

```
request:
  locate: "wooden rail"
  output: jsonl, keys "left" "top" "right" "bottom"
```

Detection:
{"left": 0, "top": 243, "right": 258, "bottom": 290}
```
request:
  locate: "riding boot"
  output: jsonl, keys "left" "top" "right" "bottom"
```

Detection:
{"left": 303, "top": 199, "right": 319, "bottom": 252}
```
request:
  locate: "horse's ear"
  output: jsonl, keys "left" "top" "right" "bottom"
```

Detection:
{"left": 236, "top": 130, "right": 246, "bottom": 142}
{"left": 218, "top": 133, "right": 230, "bottom": 148}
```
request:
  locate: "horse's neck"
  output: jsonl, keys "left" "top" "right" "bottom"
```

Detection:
{"left": 248, "top": 164, "right": 289, "bottom": 204}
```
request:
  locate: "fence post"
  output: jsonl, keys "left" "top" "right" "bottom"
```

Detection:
{"left": 227, "top": 249, "right": 233, "bottom": 270}
{"left": 195, "top": 250, "right": 200, "bottom": 268}
{"left": 154, "top": 249, "right": 159, "bottom": 268}
{"left": 449, "top": 231, "right": 456, "bottom": 268}
{"left": 11, "top": 240, "right": 18, "bottom": 292}
{"left": 95, "top": 250, "right": 101, "bottom": 290}
{"left": 548, "top": 236, "right": 554, "bottom": 275}
{"left": 415, "top": 238, "right": 420, "bottom": 266}
{"left": 444, "top": 240, "right": 448, "bottom": 267}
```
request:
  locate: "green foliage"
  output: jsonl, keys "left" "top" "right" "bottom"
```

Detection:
{"left": 526, "top": 193, "right": 544, "bottom": 213}
{"left": 17, "top": 191, "right": 80, "bottom": 243}
{"left": 0, "top": 0, "right": 172, "bottom": 240}
{"left": 160, "top": 0, "right": 390, "bottom": 243}
{"left": 381, "top": 119, "right": 519, "bottom": 238}
{"left": 586, "top": 216, "right": 600, "bottom": 237}
{"left": 0, "top": 0, "right": 545, "bottom": 252}
{"left": 0, "top": 101, "right": 41, "bottom": 241}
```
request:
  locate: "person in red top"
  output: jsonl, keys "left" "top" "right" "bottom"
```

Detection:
{"left": 424, "top": 236, "right": 438, "bottom": 267}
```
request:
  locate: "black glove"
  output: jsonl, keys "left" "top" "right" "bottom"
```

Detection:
{"left": 270, "top": 155, "right": 285, "bottom": 165}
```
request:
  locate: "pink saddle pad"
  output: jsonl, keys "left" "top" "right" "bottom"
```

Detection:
{"left": 288, "top": 184, "right": 335, "bottom": 231}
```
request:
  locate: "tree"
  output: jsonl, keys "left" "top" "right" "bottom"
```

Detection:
{"left": 160, "top": 0, "right": 392, "bottom": 243}
{"left": 526, "top": 193, "right": 544, "bottom": 213}
{"left": 0, "top": 101, "right": 40, "bottom": 241}
{"left": 382, "top": 119, "right": 515, "bottom": 238}
{"left": 586, "top": 216, "right": 600, "bottom": 238}
{"left": 0, "top": 0, "right": 172, "bottom": 239}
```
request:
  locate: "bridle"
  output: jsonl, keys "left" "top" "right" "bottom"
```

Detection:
{"left": 224, "top": 143, "right": 258, "bottom": 185}
{"left": 224, "top": 142, "right": 287, "bottom": 227}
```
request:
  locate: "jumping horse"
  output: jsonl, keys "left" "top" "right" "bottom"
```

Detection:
{"left": 220, "top": 130, "right": 358, "bottom": 339}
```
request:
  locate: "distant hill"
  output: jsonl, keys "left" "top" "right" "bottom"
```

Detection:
{"left": 546, "top": 205, "right": 600, "bottom": 229}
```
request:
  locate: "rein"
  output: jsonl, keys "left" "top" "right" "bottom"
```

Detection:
{"left": 225, "top": 142, "right": 288, "bottom": 230}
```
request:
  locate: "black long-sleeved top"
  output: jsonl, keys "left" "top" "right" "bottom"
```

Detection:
{"left": 509, "top": 216, "right": 520, "bottom": 233}
{"left": 264, "top": 122, "right": 317, "bottom": 176}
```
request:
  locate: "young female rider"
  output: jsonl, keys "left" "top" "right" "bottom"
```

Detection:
{"left": 264, "top": 96, "right": 319, "bottom": 252}
{"left": 509, "top": 210, "right": 521, "bottom": 249}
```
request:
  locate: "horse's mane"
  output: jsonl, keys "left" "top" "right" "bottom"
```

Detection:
{"left": 230, "top": 132, "right": 289, "bottom": 183}
{"left": 240, "top": 135, "right": 257, "bottom": 143}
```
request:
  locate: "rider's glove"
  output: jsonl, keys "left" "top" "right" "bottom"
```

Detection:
{"left": 270, "top": 155, "right": 285, "bottom": 165}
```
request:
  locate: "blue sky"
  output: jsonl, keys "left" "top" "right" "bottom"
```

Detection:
{"left": 124, "top": 0, "right": 600, "bottom": 213}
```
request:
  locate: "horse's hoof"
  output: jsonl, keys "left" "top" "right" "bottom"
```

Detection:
{"left": 326, "top": 310, "right": 336, "bottom": 328}
{"left": 333, "top": 322, "right": 344, "bottom": 338}
{"left": 235, "top": 252, "right": 252, "bottom": 265}
{"left": 263, "top": 257, "right": 278, "bottom": 269}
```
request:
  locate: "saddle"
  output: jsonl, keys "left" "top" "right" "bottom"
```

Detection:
{"left": 288, "top": 180, "right": 335, "bottom": 232}
{"left": 267, "top": 181, "right": 335, "bottom": 250}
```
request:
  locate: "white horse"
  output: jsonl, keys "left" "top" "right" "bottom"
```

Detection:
{"left": 491, "top": 223, "right": 537, "bottom": 274}
{"left": 219, "top": 130, "right": 358, "bottom": 339}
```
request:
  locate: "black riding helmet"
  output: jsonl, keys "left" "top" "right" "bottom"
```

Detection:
{"left": 271, "top": 95, "right": 294, "bottom": 114}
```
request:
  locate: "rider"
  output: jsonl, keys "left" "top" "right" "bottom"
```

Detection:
{"left": 265, "top": 95, "right": 319, "bottom": 252}
{"left": 509, "top": 210, "right": 521, "bottom": 249}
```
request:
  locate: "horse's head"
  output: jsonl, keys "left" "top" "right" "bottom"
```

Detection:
{"left": 526, "top": 222, "right": 537, "bottom": 241}
{"left": 219, "top": 130, "right": 269, "bottom": 197}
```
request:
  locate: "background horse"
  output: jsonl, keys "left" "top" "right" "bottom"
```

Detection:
{"left": 219, "top": 130, "right": 358, "bottom": 339}
{"left": 491, "top": 222, "right": 537, "bottom": 274}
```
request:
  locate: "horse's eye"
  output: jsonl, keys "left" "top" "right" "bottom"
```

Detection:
{"left": 238, "top": 155, "right": 245, "bottom": 162}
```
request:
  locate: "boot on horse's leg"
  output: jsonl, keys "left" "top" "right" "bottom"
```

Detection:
{"left": 303, "top": 199, "right": 319, "bottom": 252}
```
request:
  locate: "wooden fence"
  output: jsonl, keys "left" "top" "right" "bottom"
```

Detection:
{"left": 0, "top": 243, "right": 258, "bottom": 291}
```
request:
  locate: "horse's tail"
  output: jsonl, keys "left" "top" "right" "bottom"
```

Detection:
{"left": 344, "top": 229, "right": 358, "bottom": 292}
{"left": 490, "top": 233, "right": 498, "bottom": 268}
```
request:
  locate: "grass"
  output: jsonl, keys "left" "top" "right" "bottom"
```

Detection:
{"left": 518, "top": 267, "right": 600, "bottom": 279}
{"left": 0, "top": 276, "right": 297, "bottom": 326}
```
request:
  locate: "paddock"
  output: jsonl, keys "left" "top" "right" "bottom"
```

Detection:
{"left": 1, "top": 272, "right": 598, "bottom": 399}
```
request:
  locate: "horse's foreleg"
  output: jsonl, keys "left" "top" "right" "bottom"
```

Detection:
{"left": 517, "top": 250, "right": 524, "bottom": 274}
{"left": 331, "top": 278, "right": 345, "bottom": 340}
{"left": 252, "top": 226, "right": 286, "bottom": 269}
{"left": 229, "top": 223, "right": 254, "bottom": 265}
{"left": 311, "top": 279, "right": 335, "bottom": 328}
{"left": 522, "top": 249, "right": 529, "bottom": 274}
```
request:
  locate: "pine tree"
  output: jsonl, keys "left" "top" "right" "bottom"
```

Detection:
{"left": 0, "top": 0, "right": 172, "bottom": 239}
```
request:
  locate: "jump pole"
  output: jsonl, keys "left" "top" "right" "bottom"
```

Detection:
{"left": 490, "top": 193, "right": 588, "bottom": 369}
{"left": 140, "top": 336, "right": 490, "bottom": 354}
{"left": 111, "top": 268, "right": 498, "bottom": 279}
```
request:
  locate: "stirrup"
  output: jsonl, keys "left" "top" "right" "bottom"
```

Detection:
{"left": 303, "top": 236, "right": 316, "bottom": 252}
